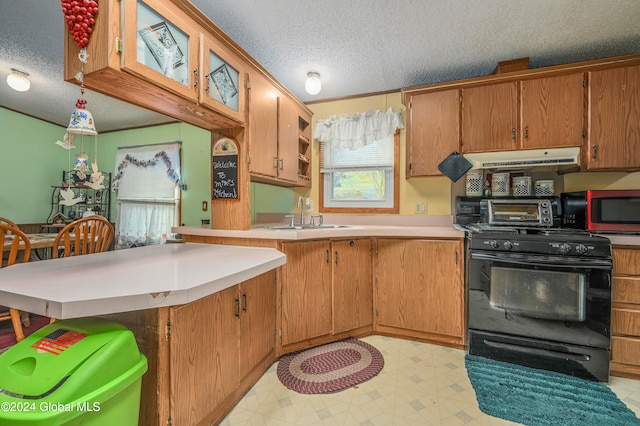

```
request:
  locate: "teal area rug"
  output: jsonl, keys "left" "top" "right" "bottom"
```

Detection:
{"left": 465, "top": 354, "right": 640, "bottom": 426}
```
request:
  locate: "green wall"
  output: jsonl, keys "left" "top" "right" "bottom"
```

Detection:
{"left": 0, "top": 107, "right": 295, "bottom": 226}
{"left": 0, "top": 109, "right": 69, "bottom": 223}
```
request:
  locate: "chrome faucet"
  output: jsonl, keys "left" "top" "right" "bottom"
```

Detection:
{"left": 297, "top": 196, "right": 305, "bottom": 225}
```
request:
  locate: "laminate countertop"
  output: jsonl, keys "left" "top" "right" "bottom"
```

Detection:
{"left": 0, "top": 243, "right": 285, "bottom": 319}
{"left": 173, "top": 224, "right": 466, "bottom": 240}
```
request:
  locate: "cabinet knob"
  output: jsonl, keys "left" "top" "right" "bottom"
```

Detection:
{"left": 592, "top": 145, "right": 598, "bottom": 160}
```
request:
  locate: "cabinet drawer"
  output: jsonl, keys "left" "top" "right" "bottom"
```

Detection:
{"left": 612, "top": 308, "right": 640, "bottom": 336}
{"left": 613, "top": 276, "right": 640, "bottom": 304}
{"left": 613, "top": 247, "right": 640, "bottom": 275}
{"left": 612, "top": 336, "right": 640, "bottom": 366}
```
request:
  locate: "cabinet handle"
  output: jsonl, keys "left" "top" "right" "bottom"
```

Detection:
{"left": 242, "top": 293, "right": 247, "bottom": 312}
{"left": 273, "top": 156, "right": 279, "bottom": 169}
{"left": 235, "top": 297, "right": 240, "bottom": 318}
{"left": 524, "top": 126, "right": 529, "bottom": 140}
{"left": 279, "top": 158, "right": 284, "bottom": 170}
{"left": 335, "top": 251, "right": 339, "bottom": 264}
{"left": 326, "top": 249, "right": 330, "bottom": 263}
{"left": 512, "top": 127, "right": 516, "bottom": 142}
{"left": 193, "top": 69, "right": 199, "bottom": 89}
{"left": 592, "top": 145, "right": 598, "bottom": 160}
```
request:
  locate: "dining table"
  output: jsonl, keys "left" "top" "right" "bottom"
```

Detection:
{"left": 2, "top": 232, "right": 60, "bottom": 260}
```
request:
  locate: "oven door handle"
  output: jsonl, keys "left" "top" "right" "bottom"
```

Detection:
{"left": 470, "top": 251, "right": 612, "bottom": 269}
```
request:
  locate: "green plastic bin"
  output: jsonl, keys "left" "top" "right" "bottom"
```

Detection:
{"left": 0, "top": 317, "right": 147, "bottom": 425}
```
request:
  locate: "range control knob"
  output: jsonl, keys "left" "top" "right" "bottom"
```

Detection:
{"left": 503, "top": 241, "right": 514, "bottom": 250}
{"left": 489, "top": 240, "right": 499, "bottom": 249}
{"left": 559, "top": 243, "right": 571, "bottom": 254}
{"left": 576, "top": 244, "right": 588, "bottom": 255}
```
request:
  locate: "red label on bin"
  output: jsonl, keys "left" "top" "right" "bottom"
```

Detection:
{"left": 31, "top": 329, "right": 87, "bottom": 355}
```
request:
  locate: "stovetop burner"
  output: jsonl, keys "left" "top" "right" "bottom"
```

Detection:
{"left": 460, "top": 222, "right": 612, "bottom": 258}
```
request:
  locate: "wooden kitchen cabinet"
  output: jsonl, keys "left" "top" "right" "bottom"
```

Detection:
{"left": 276, "top": 95, "right": 304, "bottom": 183}
{"left": 199, "top": 34, "right": 247, "bottom": 123}
{"left": 280, "top": 240, "right": 332, "bottom": 349}
{"left": 170, "top": 272, "right": 276, "bottom": 425}
{"left": 461, "top": 82, "right": 517, "bottom": 153}
{"left": 332, "top": 239, "right": 373, "bottom": 335}
{"left": 404, "top": 89, "right": 461, "bottom": 177}
{"left": 375, "top": 238, "right": 465, "bottom": 347}
{"left": 279, "top": 238, "right": 373, "bottom": 353}
{"left": 586, "top": 65, "right": 640, "bottom": 170}
{"left": 102, "top": 270, "right": 277, "bottom": 426}
{"left": 248, "top": 71, "right": 279, "bottom": 178}
{"left": 461, "top": 73, "right": 584, "bottom": 153}
{"left": 611, "top": 246, "right": 640, "bottom": 379}
{"left": 248, "top": 71, "right": 312, "bottom": 186}
{"left": 122, "top": 0, "right": 199, "bottom": 102}
{"left": 519, "top": 73, "right": 585, "bottom": 149}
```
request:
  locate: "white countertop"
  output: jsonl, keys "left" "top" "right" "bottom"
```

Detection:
{"left": 0, "top": 243, "right": 285, "bottom": 319}
{"left": 173, "top": 224, "right": 465, "bottom": 240}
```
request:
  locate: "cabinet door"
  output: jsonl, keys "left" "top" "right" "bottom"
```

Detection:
{"left": 333, "top": 239, "right": 373, "bottom": 334}
{"left": 587, "top": 65, "right": 640, "bottom": 170}
{"left": 277, "top": 95, "right": 301, "bottom": 183}
{"left": 122, "top": 0, "right": 198, "bottom": 101}
{"left": 248, "top": 72, "right": 278, "bottom": 178}
{"left": 200, "top": 34, "right": 246, "bottom": 123}
{"left": 405, "top": 89, "right": 460, "bottom": 177}
{"left": 461, "top": 82, "right": 517, "bottom": 152}
{"left": 239, "top": 271, "right": 276, "bottom": 375}
{"left": 520, "top": 73, "right": 585, "bottom": 149}
{"left": 376, "top": 239, "right": 464, "bottom": 339}
{"left": 280, "top": 240, "right": 332, "bottom": 345}
{"left": 170, "top": 285, "right": 239, "bottom": 425}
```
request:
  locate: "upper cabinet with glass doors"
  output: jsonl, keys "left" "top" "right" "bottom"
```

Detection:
{"left": 122, "top": 0, "right": 199, "bottom": 101}
{"left": 199, "top": 35, "right": 246, "bottom": 123}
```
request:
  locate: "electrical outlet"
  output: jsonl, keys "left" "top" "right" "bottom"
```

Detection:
{"left": 415, "top": 201, "right": 427, "bottom": 214}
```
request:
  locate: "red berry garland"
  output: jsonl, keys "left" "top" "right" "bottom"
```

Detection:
{"left": 61, "top": 0, "right": 99, "bottom": 49}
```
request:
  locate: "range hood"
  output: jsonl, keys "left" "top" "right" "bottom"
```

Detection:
{"left": 463, "top": 147, "right": 580, "bottom": 171}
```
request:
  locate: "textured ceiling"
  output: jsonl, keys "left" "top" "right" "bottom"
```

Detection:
{"left": 1, "top": 0, "right": 640, "bottom": 133}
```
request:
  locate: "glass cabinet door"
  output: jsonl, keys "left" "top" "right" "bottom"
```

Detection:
{"left": 122, "top": 0, "right": 198, "bottom": 101}
{"left": 200, "top": 35, "right": 246, "bottom": 123}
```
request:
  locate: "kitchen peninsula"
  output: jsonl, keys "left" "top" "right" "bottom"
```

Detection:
{"left": 0, "top": 243, "right": 285, "bottom": 425}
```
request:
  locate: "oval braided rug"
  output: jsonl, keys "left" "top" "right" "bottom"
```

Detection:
{"left": 277, "top": 337, "right": 384, "bottom": 394}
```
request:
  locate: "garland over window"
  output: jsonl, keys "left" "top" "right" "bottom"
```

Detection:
{"left": 112, "top": 150, "right": 185, "bottom": 191}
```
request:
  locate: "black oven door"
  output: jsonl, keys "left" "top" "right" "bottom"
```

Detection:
{"left": 468, "top": 251, "right": 612, "bottom": 349}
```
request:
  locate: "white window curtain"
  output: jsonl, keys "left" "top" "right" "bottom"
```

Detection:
{"left": 113, "top": 142, "right": 183, "bottom": 249}
{"left": 314, "top": 107, "right": 404, "bottom": 150}
{"left": 314, "top": 108, "right": 404, "bottom": 172}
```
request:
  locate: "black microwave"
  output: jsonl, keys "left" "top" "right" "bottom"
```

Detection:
{"left": 561, "top": 190, "right": 640, "bottom": 232}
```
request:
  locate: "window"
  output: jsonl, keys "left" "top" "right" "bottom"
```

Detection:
{"left": 320, "top": 133, "right": 399, "bottom": 212}
{"left": 112, "top": 142, "right": 183, "bottom": 249}
{"left": 315, "top": 109, "right": 403, "bottom": 213}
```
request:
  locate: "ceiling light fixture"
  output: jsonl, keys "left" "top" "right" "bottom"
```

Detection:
{"left": 305, "top": 71, "right": 321, "bottom": 95}
{"left": 6, "top": 68, "right": 31, "bottom": 92}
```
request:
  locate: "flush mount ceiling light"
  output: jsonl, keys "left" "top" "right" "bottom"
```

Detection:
{"left": 305, "top": 71, "right": 321, "bottom": 95}
{"left": 6, "top": 68, "right": 31, "bottom": 92}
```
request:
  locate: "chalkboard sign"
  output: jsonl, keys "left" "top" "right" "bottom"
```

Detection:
{"left": 212, "top": 138, "right": 239, "bottom": 199}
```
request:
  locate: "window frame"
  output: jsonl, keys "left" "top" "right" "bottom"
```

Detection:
{"left": 319, "top": 130, "right": 400, "bottom": 214}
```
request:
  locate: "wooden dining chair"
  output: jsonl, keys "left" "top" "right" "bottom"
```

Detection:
{"left": 0, "top": 217, "right": 18, "bottom": 235}
{"left": 53, "top": 215, "right": 114, "bottom": 258}
{"left": 0, "top": 223, "right": 32, "bottom": 342}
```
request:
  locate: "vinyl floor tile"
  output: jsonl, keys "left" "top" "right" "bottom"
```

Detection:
{"left": 221, "top": 335, "right": 640, "bottom": 425}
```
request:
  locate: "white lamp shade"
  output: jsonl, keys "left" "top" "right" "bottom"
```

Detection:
{"left": 7, "top": 71, "right": 30, "bottom": 92}
{"left": 305, "top": 72, "right": 321, "bottom": 95}
{"left": 67, "top": 108, "right": 98, "bottom": 135}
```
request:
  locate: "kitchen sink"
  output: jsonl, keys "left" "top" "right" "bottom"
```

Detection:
{"left": 263, "top": 224, "right": 357, "bottom": 231}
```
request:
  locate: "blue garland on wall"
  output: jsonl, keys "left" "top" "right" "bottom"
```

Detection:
{"left": 112, "top": 150, "right": 186, "bottom": 191}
